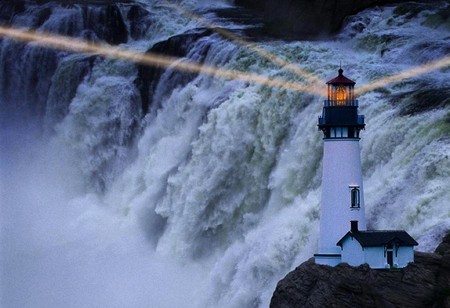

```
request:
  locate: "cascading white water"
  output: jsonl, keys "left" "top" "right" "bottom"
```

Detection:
{"left": 1, "top": 1, "right": 449, "bottom": 307}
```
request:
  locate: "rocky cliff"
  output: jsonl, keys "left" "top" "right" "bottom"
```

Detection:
{"left": 270, "top": 233, "right": 450, "bottom": 307}
{"left": 235, "top": 0, "right": 440, "bottom": 39}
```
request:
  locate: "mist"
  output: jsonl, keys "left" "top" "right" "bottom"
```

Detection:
{"left": 0, "top": 122, "right": 207, "bottom": 308}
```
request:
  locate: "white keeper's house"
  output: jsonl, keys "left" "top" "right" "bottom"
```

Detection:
{"left": 314, "top": 68, "right": 418, "bottom": 269}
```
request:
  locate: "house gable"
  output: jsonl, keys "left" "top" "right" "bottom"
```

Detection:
{"left": 339, "top": 235, "right": 364, "bottom": 267}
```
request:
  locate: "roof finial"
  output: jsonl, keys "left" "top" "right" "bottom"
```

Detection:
{"left": 338, "top": 62, "right": 343, "bottom": 76}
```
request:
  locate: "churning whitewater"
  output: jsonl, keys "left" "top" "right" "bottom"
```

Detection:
{"left": 1, "top": 1, "right": 449, "bottom": 307}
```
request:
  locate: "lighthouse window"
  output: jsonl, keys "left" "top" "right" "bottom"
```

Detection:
{"left": 351, "top": 188, "right": 360, "bottom": 208}
{"left": 336, "top": 127, "right": 342, "bottom": 137}
{"left": 342, "top": 127, "right": 348, "bottom": 138}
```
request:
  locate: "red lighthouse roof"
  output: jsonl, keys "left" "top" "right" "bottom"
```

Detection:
{"left": 326, "top": 68, "right": 355, "bottom": 85}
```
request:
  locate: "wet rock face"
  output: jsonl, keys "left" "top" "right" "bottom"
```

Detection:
{"left": 234, "top": 0, "right": 264, "bottom": 10}
{"left": 436, "top": 233, "right": 450, "bottom": 256}
{"left": 81, "top": 4, "right": 128, "bottom": 45}
{"left": 270, "top": 232, "right": 450, "bottom": 308}
{"left": 0, "top": 1, "right": 153, "bottom": 120}
{"left": 0, "top": 1, "right": 26, "bottom": 23}
{"left": 136, "top": 29, "right": 214, "bottom": 114}
{"left": 396, "top": 87, "right": 450, "bottom": 116}
{"left": 236, "top": 0, "right": 431, "bottom": 39}
{"left": 127, "top": 4, "right": 152, "bottom": 40}
{"left": 4, "top": 1, "right": 153, "bottom": 44}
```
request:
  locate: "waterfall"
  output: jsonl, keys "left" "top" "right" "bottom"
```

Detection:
{"left": 1, "top": 1, "right": 449, "bottom": 307}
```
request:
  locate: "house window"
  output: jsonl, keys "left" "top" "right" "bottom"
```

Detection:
{"left": 351, "top": 187, "right": 360, "bottom": 208}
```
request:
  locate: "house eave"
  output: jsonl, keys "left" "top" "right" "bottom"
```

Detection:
{"left": 336, "top": 231, "right": 418, "bottom": 248}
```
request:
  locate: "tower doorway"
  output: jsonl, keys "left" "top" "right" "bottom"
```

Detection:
{"left": 386, "top": 243, "right": 393, "bottom": 267}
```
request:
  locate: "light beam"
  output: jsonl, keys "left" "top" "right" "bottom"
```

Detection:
{"left": 356, "top": 56, "right": 450, "bottom": 95}
{"left": 0, "top": 26, "right": 324, "bottom": 95}
{"left": 0, "top": 26, "right": 448, "bottom": 98}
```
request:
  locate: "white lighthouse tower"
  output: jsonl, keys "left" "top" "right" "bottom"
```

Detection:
{"left": 314, "top": 68, "right": 366, "bottom": 266}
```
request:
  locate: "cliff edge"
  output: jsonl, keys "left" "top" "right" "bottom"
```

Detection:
{"left": 270, "top": 233, "right": 450, "bottom": 307}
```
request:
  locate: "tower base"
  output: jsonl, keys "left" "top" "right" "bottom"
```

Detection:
{"left": 314, "top": 253, "right": 342, "bottom": 266}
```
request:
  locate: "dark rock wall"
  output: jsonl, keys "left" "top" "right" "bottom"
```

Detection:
{"left": 234, "top": 0, "right": 264, "bottom": 10}
{"left": 271, "top": 233, "right": 450, "bottom": 308}
{"left": 236, "top": 0, "right": 435, "bottom": 39}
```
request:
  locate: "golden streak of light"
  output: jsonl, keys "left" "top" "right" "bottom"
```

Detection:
{"left": 159, "top": 0, "right": 322, "bottom": 86}
{"left": 3, "top": 26, "right": 446, "bottom": 99}
{"left": 356, "top": 55, "right": 450, "bottom": 96}
{"left": 0, "top": 26, "right": 325, "bottom": 95}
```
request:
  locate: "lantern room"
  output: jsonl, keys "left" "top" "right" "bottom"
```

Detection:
{"left": 318, "top": 68, "right": 365, "bottom": 139}
{"left": 326, "top": 68, "right": 356, "bottom": 106}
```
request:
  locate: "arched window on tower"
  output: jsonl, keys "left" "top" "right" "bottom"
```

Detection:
{"left": 350, "top": 186, "right": 360, "bottom": 208}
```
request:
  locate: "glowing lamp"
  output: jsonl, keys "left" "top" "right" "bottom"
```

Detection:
{"left": 336, "top": 86, "right": 347, "bottom": 101}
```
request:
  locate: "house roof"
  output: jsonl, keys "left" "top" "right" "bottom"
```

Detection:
{"left": 336, "top": 230, "right": 418, "bottom": 247}
{"left": 326, "top": 68, "right": 356, "bottom": 85}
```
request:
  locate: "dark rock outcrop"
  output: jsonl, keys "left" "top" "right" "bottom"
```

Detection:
{"left": 271, "top": 233, "right": 450, "bottom": 307}
{"left": 0, "top": 1, "right": 25, "bottom": 24}
{"left": 127, "top": 4, "right": 152, "bottom": 40}
{"left": 0, "top": 1, "right": 152, "bottom": 120}
{"left": 81, "top": 4, "right": 128, "bottom": 45}
{"left": 136, "top": 29, "right": 214, "bottom": 114}
{"left": 396, "top": 87, "right": 450, "bottom": 116}
{"left": 5, "top": 1, "right": 147, "bottom": 44}
{"left": 236, "top": 0, "right": 438, "bottom": 39}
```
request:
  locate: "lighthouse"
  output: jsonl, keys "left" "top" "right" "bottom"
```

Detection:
{"left": 314, "top": 68, "right": 418, "bottom": 268}
{"left": 314, "top": 68, "right": 366, "bottom": 266}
